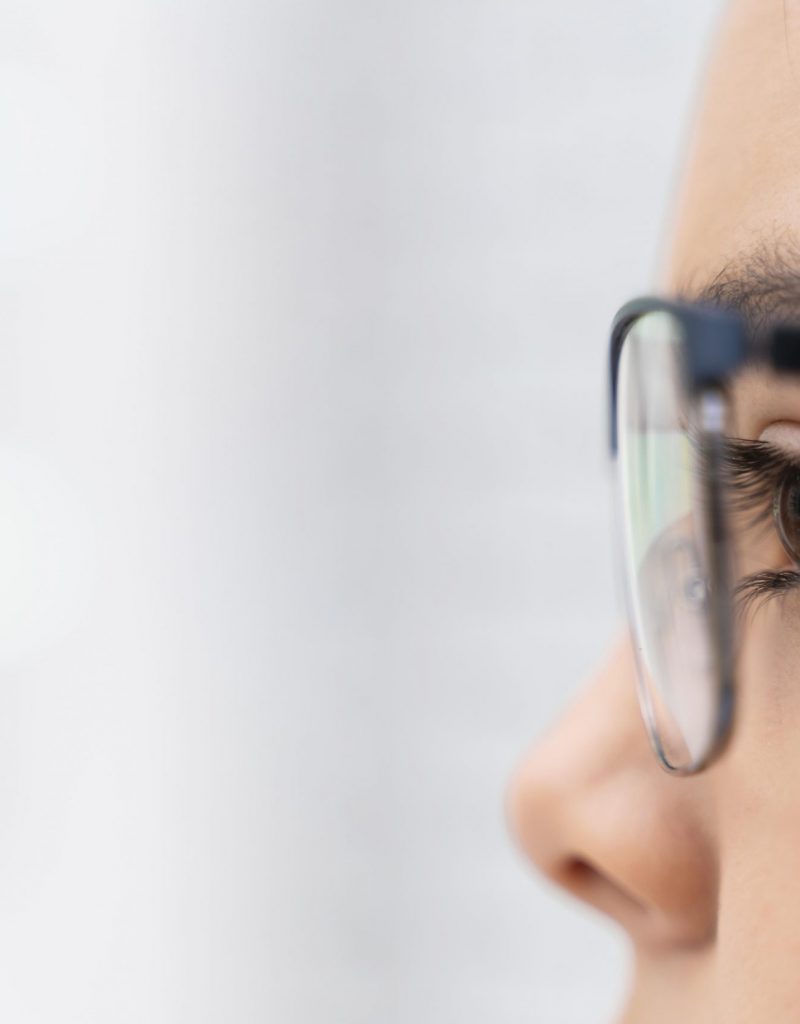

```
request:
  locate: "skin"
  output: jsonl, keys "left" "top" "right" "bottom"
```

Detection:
{"left": 508, "top": 2, "right": 800, "bottom": 1021}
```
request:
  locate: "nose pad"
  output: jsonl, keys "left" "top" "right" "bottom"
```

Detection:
{"left": 507, "top": 634, "right": 719, "bottom": 950}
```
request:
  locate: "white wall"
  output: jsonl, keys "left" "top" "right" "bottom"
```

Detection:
{"left": 0, "top": 2, "right": 722, "bottom": 1020}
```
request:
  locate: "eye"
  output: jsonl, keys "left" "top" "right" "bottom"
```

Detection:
{"left": 773, "top": 469, "right": 800, "bottom": 563}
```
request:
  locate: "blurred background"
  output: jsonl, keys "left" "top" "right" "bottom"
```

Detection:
{"left": 0, "top": 1, "right": 721, "bottom": 1021}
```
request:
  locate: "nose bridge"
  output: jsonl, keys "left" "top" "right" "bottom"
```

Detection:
{"left": 508, "top": 634, "right": 718, "bottom": 949}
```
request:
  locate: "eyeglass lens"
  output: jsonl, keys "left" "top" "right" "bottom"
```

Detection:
{"left": 617, "top": 311, "right": 727, "bottom": 771}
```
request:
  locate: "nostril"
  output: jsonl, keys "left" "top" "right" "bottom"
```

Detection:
{"left": 557, "top": 856, "right": 648, "bottom": 920}
{"left": 558, "top": 856, "right": 603, "bottom": 897}
{"left": 561, "top": 856, "right": 597, "bottom": 888}
{"left": 561, "top": 860, "right": 594, "bottom": 884}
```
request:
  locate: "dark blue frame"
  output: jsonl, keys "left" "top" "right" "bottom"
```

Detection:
{"left": 606, "top": 296, "right": 783, "bottom": 772}
{"left": 608, "top": 297, "right": 747, "bottom": 456}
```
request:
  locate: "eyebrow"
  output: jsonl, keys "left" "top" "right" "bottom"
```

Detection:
{"left": 682, "top": 236, "right": 800, "bottom": 337}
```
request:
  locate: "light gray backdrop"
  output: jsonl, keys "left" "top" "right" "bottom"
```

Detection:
{"left": 0, "top": 1, "right": 721, "bottom": 1021}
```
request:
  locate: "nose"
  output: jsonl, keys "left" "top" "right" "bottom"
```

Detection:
{"left": 507, "top": 634, "right": 719, "bottom": 950}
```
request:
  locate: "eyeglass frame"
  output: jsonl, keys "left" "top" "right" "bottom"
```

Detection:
{"left": 607, "top": 296, "right": 800, "bottom": 773}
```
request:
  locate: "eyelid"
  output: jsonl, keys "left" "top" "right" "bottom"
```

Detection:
{"left": 721, "top": 438, "right": 800, "bottom": 491}
{"left": 720, "top": 438, "right": 793, "bottom": 522}
{"left": 758, "top": 422, "right": 800, "bottom": 456}
{"left": 722, "top": 437, "right": 800, "bottom": 475}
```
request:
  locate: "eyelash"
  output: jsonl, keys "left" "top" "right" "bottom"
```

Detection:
{"left": 723, "top": 439, "right": 800, "bottom": 611}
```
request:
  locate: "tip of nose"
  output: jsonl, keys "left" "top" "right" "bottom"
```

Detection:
{"left": 503, "top": 667, "right": 719, "bottom": 951}
{"left": 504, "top": 744, "right": 565, "bottom": 880}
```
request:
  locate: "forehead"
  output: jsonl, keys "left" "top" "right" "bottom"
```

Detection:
{"left": 664, "top": 0, "right": 800, "bottom": 432}
{"left": 665, "top": 0, "right": 800, "bottom": 291}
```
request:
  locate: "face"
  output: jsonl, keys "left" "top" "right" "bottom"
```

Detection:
{"left": 508, "top": 2, "right": 800, "bottom": 1021}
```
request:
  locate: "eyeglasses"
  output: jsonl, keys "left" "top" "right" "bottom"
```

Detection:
{"left": 609, "top": 297, "right": 800, "bottom": 774}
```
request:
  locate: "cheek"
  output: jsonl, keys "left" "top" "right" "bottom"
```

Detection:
{"left": 715, "top": 830, "right": 800, "bottom": 1022}
{"left": 713, "top": 602, "right": 800, "bottom": 1018}
{"left": 735, "top": 596, "right": 800, "bottom": 751}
